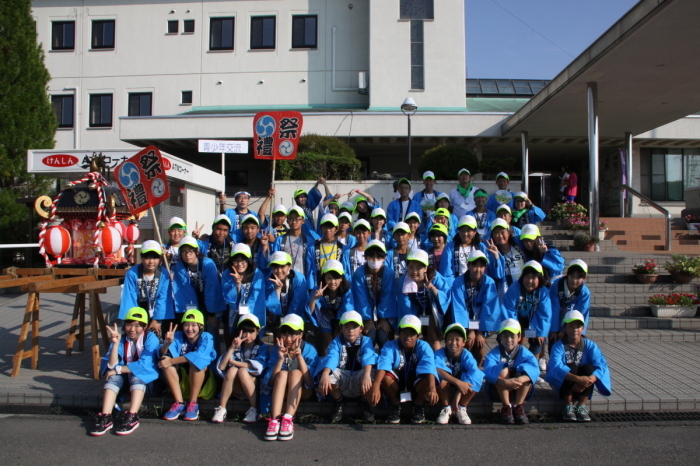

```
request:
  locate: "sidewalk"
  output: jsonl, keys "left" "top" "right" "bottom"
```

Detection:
{"left": 1, "top": 288, "right": 700, "bottom": 416}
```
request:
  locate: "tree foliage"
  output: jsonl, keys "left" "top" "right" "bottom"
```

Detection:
{"left": 419, "top": 145, "right": 479, "bottom": 180}
{"left": 0, "top": 0, "right": 57, "bottom": 245}
{"left": 277, "top": 134, "right": 360, "bottom": 180}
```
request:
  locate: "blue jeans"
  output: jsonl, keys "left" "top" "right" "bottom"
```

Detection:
{"left": 104, "top": 373, "right": 146, "bottom": 394}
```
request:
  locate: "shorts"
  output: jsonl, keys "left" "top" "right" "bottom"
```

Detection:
{"left": 330, "top": 368, "right": 376, "bottom": 399}
{"left": 487, "top": 368, "right": 534, "bottom": 402}
{"left": 387, "top": 369, "right": 424, "bottom": 394}
{"left": 104, "top": 373, "right": 146, "bottom": 394}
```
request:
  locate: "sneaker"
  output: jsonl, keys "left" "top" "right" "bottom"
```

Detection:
{"left": 456, "top": 405, "right": 472, "bottom": 425}
{"left": 411, "top": 404, "right": 425, "bottom": 424}
{"left": 90, "top": 413, "right": 113, "bottom": 436}
{"left": 278, "top": 415, "right": 295, "bottom": 441}
{"left": 265, "top": 417, "right": 280, "bottom": 441}
{"left": 539, "top": 357, "right": 547, "bottom": 372}
{"left": 513, "top": 404, "right": 529, "bottom": 424}
{"left": 211, "top": 406, "right": 227, "bottom": 423}
{"left": 387, "top": 404, "right": 401, "bottom": 424}
{"left": 576, "top": 404, "right": 591, "bottom": 422}
{"left": 436, "top": 406, "right": 452, "bottom": 425}
{"left": 562, "top": 404, "right": 576, "bottom": 421}
{"left": 358, "top": 399, "right": 375, "bottom": 423}
{"left": 243, "top": 407, "right": 259, "bottom": 424}
{"left": 499, "top": 405, "right": 514, "bottom": 425}
{"left": 536, "top": 376, "right": 545, "bottom": 385}
{"left": 184, "top": 401, "right": 199, "bottom": 421}
{"left": 163, "top": 402, "right": 185, "bottom": 421}
{"left": 331, "top": 398, "right": 345, "bottom": 423}
{"left": 116, "top": 412, "right": 139, "bottom": 435}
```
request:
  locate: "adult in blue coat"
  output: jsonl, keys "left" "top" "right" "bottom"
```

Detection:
{"left": 545, "top": 311, "right": 611, "bottom": 422}
{"left": 386, "top": 178, "right": 422, "bottom": 231}
{"left": 219, "top": 191, "right": 259, "bottom": 231}
{"left": 221, "top": 244, "right": 267, "bottom": 336}
{"left": 119, "top": 240, "right": 174, "bottom": 334}
{"left": 265, "top": 251, "right": 309, "bottom": 324}
{"left": 486, "top": 172, "right": 514, "bottom": 213}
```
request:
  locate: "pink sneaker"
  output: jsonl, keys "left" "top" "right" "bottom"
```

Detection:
{"left": 264, "top": 417, "right": 280, "bottom": 441}
{"left": 278, "top": 415, "right": 294, "bottom": 441}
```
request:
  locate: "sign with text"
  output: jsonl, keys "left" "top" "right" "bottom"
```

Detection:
{"left": 198, "top": 139, "right": 249, "bottom": 154}
{"left": 115, "top": 146, "right": 170, "bottom": 215}
{"left": 252, "top": 111, "right": 304, "bottom": 160}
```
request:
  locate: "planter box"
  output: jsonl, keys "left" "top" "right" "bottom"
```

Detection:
{"left": 650, "top": 304, "right": 697, "bottom": 318}
{"left": 686, "top": 223, "right": 700, "bottom": 235}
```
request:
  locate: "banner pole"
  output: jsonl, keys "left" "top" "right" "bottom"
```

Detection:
{"left": 221, "top": 152, "right": 226, "bottom": 194}
{"left": 150, "top": 205, "right": 170, "bottom": 275}
{"left": 270, "top": 158, "right": 277, "bottom": 220}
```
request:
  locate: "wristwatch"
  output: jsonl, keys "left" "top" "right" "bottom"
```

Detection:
{"left": 115, "top": 365, "right": 122, "bottom": 375}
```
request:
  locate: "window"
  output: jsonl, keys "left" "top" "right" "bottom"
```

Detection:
{"left": 210, "top": 17, "right": 234, "bottom": 50}
{"left": 181, "top": 91, "right": 192, "bottom": 104}
{"left": 410, "top": 20, "right": 424, "bottom": 90}
{"left": 400, "top": 0, "right": 434, "bottom": 20}
{"left": 250, "top": 16, "right": 275, "bottom": 49}
{"left": 128, "top": 93, "right": 152, "bottom": 117}
{"left": 292, "top": 15, "right": 317, "bottom": 49}
{"left": 52, "top": 21, "right": 74, "bottom": 50}
{"left": 184, "top": 19, "right": 195, "bottom": 33}
{"left": 167, "top": 20, "right": 178, "bottom": 34}
{"left": 641, "top": 148, "right": 700, "bottom": 201}
{"left": 51, "top": 95, "right": 74, "bottom": 128}
{"left": 92, "top": 20, "right": 115, "bottom": 49}
{"left": 89, "top": 94, "right": 113, "bottom": 127}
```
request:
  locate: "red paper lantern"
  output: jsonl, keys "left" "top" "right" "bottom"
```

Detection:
{"left": 99, "top": 226, "right": 122, "bottom": 255}
{"left": 45, "top": 226, "right": 72, "bottom": 258}
{"left": 112, "top": 221, "right": 126, "bottom": 239}
{"left": 125, "top": 223, "right": 140, "bottom": 243}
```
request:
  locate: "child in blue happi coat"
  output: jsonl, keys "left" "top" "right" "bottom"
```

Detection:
{"left": 386, "top": 178, "right": 422, "bottom": 231}
{"left": 510, "top": 192, "right": 547, "bottom": 228}
{"left": 91, "top": 307, "right": 160, "bottom": 436}
{"left": 518, "top": 224, "right": 565, "bottom": 283}
{"left": 467, "top": 189, "right": 497, "bottom": 237}
{"left": 546, "top": 311, "right": 611, "bottom": 422}
{"left": 434, "top": 323, "right": 484, "bottom": 425}
{"left": 345, "top": 219, "right": 371, "bottom": 275}
{"left": 221, "top": 243, "right": 266, "bottom": 339}
{"left": 265, "top": 251, "right": 308, "bottom": 333}
{"left": 483, "top": 319, "right": 539, "bottom": 425}
{"left": 369, "top": 207, "right": 390, "bottom": 246}
{"left": 439, "top": 215, "right": 496, "bottom": 285}
{"left": 549, "top": 259, "right": 591, "bottom": 352}
{"left": 307, "top": 259, "right": 354, "bottom": 354}
{"left": 307, "top": 213, "right": 351, "bottom": 291}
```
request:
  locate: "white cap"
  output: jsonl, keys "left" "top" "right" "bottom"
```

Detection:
{"left": 240, "top": 213, "right": 259, "bottom": 226}
{"left": 320, "top": 213, "right": 339, "bottom": 227}
{"left": 280, "top": 313, "right": 304, "bottom": 331}
{"left": 392, "top": 221, "right": 410, "bottom": 234}
{"left": 520, "top": 224, "right": 540, "bottom": 240}
{"left": 567, "top": 259, "right": 588, "bottom": 274}
{"left": 339, "top": 310, "right": 364, "bottom": 326}
{"left": 371, "top": 207, "right": 386, "bottom": 218}
{"left": 398, "top": 315, "right": 422, "bottom": 333}
{"left": 169, "top": 216, "right": 187, "bottom": 229}
{"left": 458, "top": 215, "right": 477, "bottom": 229}
{"left": 338, "top": 212, "right": 353, "bottom": 223}
{"left": 514, "top": 191, "right": 528, "bottom": 200}
{"left": 490, "top": 218, "right": 510, "bottom": 231}
{"left": 272, "top": 204, "right": 288, "bottom": 215}
{"left": 496, "top": 204, "right": 512, "bottom": 214}
{"left": 353, "top": 219, "right": 371, "bottom": 231}
{"left": 563, "top": 310, "right": 586, "bottom": 325}
{"left": 423, "top": 171, "right": 435, "bottom": 179}
{"left": 179, "top": 236, "right": 198, "bottom": 249}
{"left": 365, "top": 239, "right": 387, "bottom": 253}
{"left": 496, "top": 172, "right": 510, "bottom": 180}
{"left": 500, "top": 318, "right": 521, "bottom": 334}
{"left": 467, "top": 249, "right": 489, "bottom": 264}
{"left": 231, "top": 243, "right": 252, "bottom": 258}
{"left": 213, "top": 214, "right": 232, "bottom": 227}
{"left": 322, "top": 259, "right": 345, "bottom": 275}
{"left": 268, "top": 250, "right": 292, "bottom": 266}
{"left": 141, "top": 240, "right": 163, "bottom": 255}
{"left": 238, "top": 313, "right": 261, "bottom": 328}
{"left": 407, "top": 248, "right": 429, "bottom": 266}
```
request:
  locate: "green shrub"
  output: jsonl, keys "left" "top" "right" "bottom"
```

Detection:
{"left": 277, "top": 134, "right": 360, "bottom": 180}
{"left": 419, "top": 145, "right": 479, "bottom": 180}
{"left": 480, "top": 157, "right": 516, "bottom": 179}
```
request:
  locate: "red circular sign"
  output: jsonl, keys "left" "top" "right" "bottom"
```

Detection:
{"left": 42, "top": 155, "right": 79, "bottom": 167}
{"left": 162, "top": 157, "right": 172, "bottom": 170}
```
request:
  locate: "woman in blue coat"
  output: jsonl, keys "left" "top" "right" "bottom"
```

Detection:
{"left": 545, "top": 310, "right": 611, "bottom": 422}
{"left": 221, "top": 243, "right": 266, "bottom": 338}
{"left": 119, "top": 240, "right": 174, "bottom": 335}
{"left": 501, "top": 260, "right": 552, "bottom": 365}
{"left": 449, "top": 250, "right": 501, "bottom": 366}
{"left": 397, "top": 249, "right": 451, "bottom": 351}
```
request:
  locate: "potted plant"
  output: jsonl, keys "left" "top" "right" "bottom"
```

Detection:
{"left": 647, "top": 293, "right": 700, "bottom": 317}
{"left": 684, "top": 214, "right": 700, "bottom": 234}
{"left": 664, "top": 254, "right": 700, "bottom": 284}
{"left": 549, "top": 202, "right": 587, "bottom": 226}
{"left": 564, "top": 213, "right": 590, "bottom": 232}
{"left": 632, "top": 259, "right": 659, "bottom": 284}
{"left": 573, "top": 232, "right": 599, "bottom": 252}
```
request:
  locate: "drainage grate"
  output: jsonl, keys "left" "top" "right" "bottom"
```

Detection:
{"left": 591, "top": 411, "right": 700, "bottom": 423}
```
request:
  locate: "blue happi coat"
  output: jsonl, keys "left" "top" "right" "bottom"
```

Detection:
{"left": 172, "top": 257, "right": 226, "bottom": 316}
{"left": 449, "top": 272, "right": 502, "bottom": 332}
{"left": 221, "top": 268, "right": 267, "bottom": 330}
{"left": 549, "top": 277, "right": 591, "bottom": 334}
{"left": 119, "top": 264, "right": 174, "bottom": 321}
{"left": 100, "top": 331, "right": 161, "bottom": 383}
{"left": 545, "top": 338, "right": 612, "bottom": 399}
{"left": 352, "top": 264, "right": 397, "bottom": 321}
{"left": 434, "top": 347, "right": 484, "bottom": 392}
{"left": 501, "top": 282, "right": 552, "bottom": 338}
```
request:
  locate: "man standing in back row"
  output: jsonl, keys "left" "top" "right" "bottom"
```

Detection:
{"left": 450, "top": 168, "right": 479, "bottom": 218}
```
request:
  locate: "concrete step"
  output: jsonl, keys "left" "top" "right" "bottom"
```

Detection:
{"left": 585, "top": 281, "right": 697, "bottom": 292}
{"left": 591, "top": 304, "right": 652, "bottom": 317}
{"left": 586, "top": 328, "right": 700, "bottom": 342}
{"left": 591, "top": 292, "right": 684, "bottom": 307}
{"left": 587, "top": 316, "right": 700, "bottom": 331}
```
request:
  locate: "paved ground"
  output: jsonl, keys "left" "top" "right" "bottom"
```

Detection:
{"left": 1, "top": 287, "right": 700, "bottom": 416}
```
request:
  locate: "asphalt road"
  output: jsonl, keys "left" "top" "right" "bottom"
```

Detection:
{"left": 1, "top": 414, "right": 695, "bottom": 464}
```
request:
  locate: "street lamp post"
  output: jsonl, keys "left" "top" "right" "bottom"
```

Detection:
{"left": 401, "top": 97, "right": 418, "bottom": 180}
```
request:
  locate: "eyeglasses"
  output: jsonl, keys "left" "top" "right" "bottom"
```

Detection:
{"left": 180, "top": 249, "right": 197, "bottom": 255}
{"left": 288, "top": 217, "right": 303, "bottom": 223}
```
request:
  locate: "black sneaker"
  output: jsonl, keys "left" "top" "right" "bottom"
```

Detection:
{"left": 411, "top": 404, "right": 425, "bottom": 424}
{"left": 90, "top": 413, "right": 113, "bottom": 436}
{"left": 331, "top": 398, "right": 345, "bottom": 423}
{"left": 499, "top": 406, "right": 514, "bottom": 425}
{"left": 358, "top": 399, "right": 375, "bottom": 423}
{"left": 513, "top": 404, "right": 529, "bottom": 425}
{"left": 116, "top": 412, "right": 140, "bottom": 435}
{"left": 386, "top": 404, "right": 401, "bottom": 424}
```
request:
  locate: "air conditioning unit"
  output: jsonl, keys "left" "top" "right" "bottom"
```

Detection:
{"left": 358, "top": 71, "right": 369, "bottom": 95}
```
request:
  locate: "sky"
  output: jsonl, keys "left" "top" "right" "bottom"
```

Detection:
{"left": 465, "top": 0, "right": 639, "bottom": 79}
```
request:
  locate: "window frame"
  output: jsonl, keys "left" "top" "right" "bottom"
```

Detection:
{"left": 51, "top": 21, "right": 75, "bottom": 51}
{"left": 291, "top": 15, "right": 318, "bottom": 49}
{"left": 167, "top": 20, "right": 179, "bottom": 34}
{"left": 91, "top": 19, "right": 115, "bottom": 49}
{"left": 250, "top": 16, "right": 276, "bottom": 50}
{"left": 209, "top": 17, "right": 235, "bottom": 50}
{"left": 128, "top": 92, "right": 153, "bottom": 117}
{"left": 51, "top": 95, "right": 75, "bottom": 128}
{"left": 181, "top": 90, "right": 193, "bottom": 105}
{"left": 183, "top": 19, "right": 195, "bottom": 34}
{"left": 89, "top": 93, "right": 113, "bottom": 128}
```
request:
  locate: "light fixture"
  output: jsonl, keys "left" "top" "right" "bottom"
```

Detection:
{"left": 401, "top": 97, "right": 417, "bottom": 113}
{"left": 401, "top": 97, "right": 418, "bottom": 180}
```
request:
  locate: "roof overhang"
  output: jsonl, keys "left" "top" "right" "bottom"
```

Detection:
{"left": 501, "top": 0, "right": 700, "bottom": 138}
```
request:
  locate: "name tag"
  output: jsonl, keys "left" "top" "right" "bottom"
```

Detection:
{"left": 524, "top": 329, "right": 537, "bottom": 338}
{"left": 468, "top": 320, "right": 480, "bottom": 330}
{"left": 238, "top": 304, "right": 250, "bottom": 315}
{"left": 419, "top": 316, "right": 430, "bottom": 327}
{"left": 400, "top": 391, "right": 412, "bottom": 403}
{"left": 460, "top": 201, "right": 471, "bottom": 212}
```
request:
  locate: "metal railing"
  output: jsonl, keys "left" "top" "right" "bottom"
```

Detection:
{"left": 620, "top": 184, "right": 671, "bottom": 251}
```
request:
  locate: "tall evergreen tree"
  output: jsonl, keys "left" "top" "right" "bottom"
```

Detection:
{"left": 0, "top": 0, "right": 57, "bottom": 247}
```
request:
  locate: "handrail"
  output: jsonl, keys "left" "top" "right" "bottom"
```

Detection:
{"left": 620, "top": 184, "right": 671, "bottom": 251}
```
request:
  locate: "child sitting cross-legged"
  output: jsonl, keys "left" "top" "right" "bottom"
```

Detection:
{"left": 483, "top": 318, "right": 539, "bottom": 425}
{"left": 317, "top": 311, "right": 378, "bottom": 423}
{"left": 369, "top": 315, "right": 440, "bottom": 425}
{"left": 434, "top": 323, "right": 484, "bottom": 425}
{"left": 212, "top": 313, "right": 270, "bottom": 424}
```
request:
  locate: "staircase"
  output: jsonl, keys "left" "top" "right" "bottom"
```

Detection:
{"left": 602, "top": 217, "right": 700, "bottom": 254}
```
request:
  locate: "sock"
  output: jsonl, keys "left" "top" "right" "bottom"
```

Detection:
{"left": 283, "top": 413, "right": 293, "bottom": 420}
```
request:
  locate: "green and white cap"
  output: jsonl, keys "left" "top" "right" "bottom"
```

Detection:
{"left": 320, "top": 213, "right": 339, "bottom": 227}
{"left": 407, "top": 248, "right": 429, "bottom": 267}
{"left": 240, "top": 213, "right": 259, "bottom": 226}
{"left": 458, "top": 215, "right": 477, "bottom": 229}
{"left": 522, "top": 260, "right": 544, "bottom": 275}
{"left": 365, "top": 239, "right": 387, "bottom": 254}
{"left": 238, "top": 313, "right": 261, "bottom": 328}
{"left": 141, "top": 240, "right": 163, "bottom": 255}
{"left": 287, "top": 206, "right": 306, "bottom": 218}
{"left": 322, "top": 259, "right": 345, "bottom": 276}
{"left": 169, "top": 216, "right": 187, "bottom": 230}
{"left": 280, "top": 313, "right": 304, "bottom": 331}
{"left": 397, "top": 177, "right": 411, "bottom": 187}
{"left": 467, "top": 249, "right": 489, "bottom": 264}
{"left": 353, "top": 219, "right": 371, "bottom": 231}
{"left": 434, "top": 208, "right": 451, "bottom": 218}
{"left": 514, "top": 191, "right": 529, "bottom": 200}
{"left": 500, "top": 318, "right": 521, "bottom": 334}
{"left": 423, "top": 171, "right": 435, "bottom": 180}
{"left": 231, "top": 243, "right": 252, "bottom": 258}
{"left": 436, "top": 193, "right": 451, "bottom": 203}
{"left": 339, "top": 310, "right": 363, "bottom": 326}
{"left": 179, "top": 236, "right": 199, "bottom": 249}
{"left": 371, "top": 207, "right": 386, "bottom": 218}
{"left": 340, "top": 202, "right": 355, "bottom": 211}
{"left": 490, "top": 218, "right": 510, "bottom": 231}
{"left": 213, "top": 214, "right": 232, "bottom": 227}
{"left": 562, "top": 310, "right": 585, "bottom": 325}
{"left": 496, "top": 204, "right": 512, "bottom": 214}
{"left": 405, "top": 212, "right": 422, "bottom": 224}
{"left": 567, "top": 259, "right": 588, "bottom": 274}
{"left": 458, "top": 168, "right": 471, "bottom": 176}
{"left": 338, "top": 212, "right": 353, "bottom": 223}
{"left": 496, "top": 172, "right": 509, "bottom": 180}
{"left": 392, "top": 221, "right": 410, "bottom": 235}
{"left": 398, "top": 314, "right": 422, "bottom": 334}
{"left": 272, "top": 204, "right": 288, "bottom": 215}
{"left": 429, "top": 223, "right": 449, "bottom": 237}
{"left": 520, "top": 224, "right": 540, "bottom": 240}
{"left": 268, "top": 250, "right": 292, "bottom": 266}
{"left": 444, "top": 322, "right": 467, "bottom": 339}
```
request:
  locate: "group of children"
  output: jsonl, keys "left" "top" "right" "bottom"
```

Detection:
{"left": 93, "top": 171, "right": 611, "bottom": 438}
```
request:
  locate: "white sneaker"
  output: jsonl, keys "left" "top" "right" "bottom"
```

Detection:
{"left": 539, "top": 358, "right": 547, "bottom": 372}
{"left": 456, "top": 405, "right": 472, "bottom": 425}
{"left": 243, "top": 407, "right": 259, "bottom": 424}
{"left": 211, "top": 406, "right": 227, "bottom": 423}
{"left": 436, "top": 406, "right": 452, "bottom": 425}
{"left": 536, "top": 376, "right": 545, "bottom": 384}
